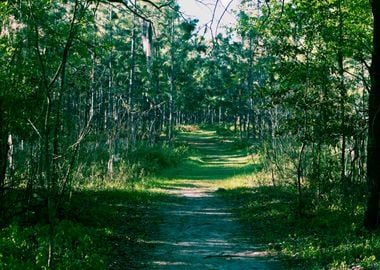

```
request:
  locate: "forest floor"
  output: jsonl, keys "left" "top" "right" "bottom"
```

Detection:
{"left": 108, "top": 127, "right": 380, "bottom": 269}
{"left": 142, "top": 129, "right": 281, "bottom": 269}
{"left": 2, "top": 128, "right": 379, "bottom": 269}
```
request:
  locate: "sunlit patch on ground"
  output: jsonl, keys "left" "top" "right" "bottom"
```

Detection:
{"left": 147, "top": 130, "right": 280, "bottom": 269}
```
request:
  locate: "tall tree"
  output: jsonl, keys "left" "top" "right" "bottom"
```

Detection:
{"left": 364, "top": 0, "right": 380, "bottom": 230}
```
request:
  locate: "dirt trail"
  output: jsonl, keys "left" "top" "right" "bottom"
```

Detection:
{"left": 149, "top": 131, "right": 281, "bottom": 269}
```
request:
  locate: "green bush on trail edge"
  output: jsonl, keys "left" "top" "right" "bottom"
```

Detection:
{"left": 128, "top": 144, "right": 190, "bottom": 174}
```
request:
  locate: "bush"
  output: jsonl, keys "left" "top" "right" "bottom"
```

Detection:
{"left": 128, "top": 144, "right": 190, "bottom": 174}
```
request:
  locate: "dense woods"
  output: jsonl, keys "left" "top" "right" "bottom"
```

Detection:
{"left": 0, "top": 0, "right": 379, "bottom": 268}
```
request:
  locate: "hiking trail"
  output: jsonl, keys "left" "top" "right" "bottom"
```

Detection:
{"left": 148, "top": 130, "right": 281, "bottom": 269}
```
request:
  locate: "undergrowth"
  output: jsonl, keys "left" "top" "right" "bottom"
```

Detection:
{"left": 128, "top": 143, "right": 190, "bottom": 174}
{"left": 0, "top": 187, "right": 166, "bottom": 269}
{"left": 218, "top": 185, "right": 380, "bottom": 269}
{"left": 0, "top": 142, "right": 188, "bottom": 269}
{"left": 74, "top": 142, "right": 191, "bottom": 188}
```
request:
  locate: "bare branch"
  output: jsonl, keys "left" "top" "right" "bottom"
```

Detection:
{"left": 27, "top": 119, "right": 42, "bottom": 138}
{"left": 215, "top": 0, "right": 235, "bottom": 35}
{"left": 47, "top": 0, "right": 80, "bottom": 89}
{"left": 361, "top": 57, "right": 371, "bottom": 72}
{"left": 209, "top": 0, "right": 220, "bottom": 39}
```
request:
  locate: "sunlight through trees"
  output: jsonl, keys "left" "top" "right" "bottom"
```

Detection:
{"left": 0, "top": 0, "right": 378, "bottom": 268}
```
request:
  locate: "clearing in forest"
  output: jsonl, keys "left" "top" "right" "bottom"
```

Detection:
{"left": 147, "top": 129, "right": 281, "bottom": 269}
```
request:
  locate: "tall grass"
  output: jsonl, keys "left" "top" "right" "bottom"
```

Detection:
{"left": 0, "top": 141, "right": 189, "bottom": 269}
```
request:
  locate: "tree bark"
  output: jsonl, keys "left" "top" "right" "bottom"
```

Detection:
{"left": 364, "top": 0, "right": 380, "bottom": 230}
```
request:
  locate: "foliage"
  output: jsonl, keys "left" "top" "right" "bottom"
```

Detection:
{"left": 0, "top": 185, "right": 166, "bottom": 269}
{"left": 0, "top": 221, "right": 105, "bottom": 269}
{"left": 0, "top": 0, "right": 377, "bottom": 266}
{"left": 128, "top": 143, "right": 190, "bottom": 174}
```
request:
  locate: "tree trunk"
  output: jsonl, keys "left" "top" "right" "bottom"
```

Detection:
{"left": 128, "top": 0, "right": 136, "bottom": 149}
{"left": 168, "top": 17, "right": 175, "bottom": 145}
{"left": 107, "top": 5, "right": 115, "bottom": 178}
{"left": 297, "top": 142, "right": 306, "bottom": 217}
{"left": 0, "top": 98, "right": 8, "bottom": 220}
{"left": 364, "top": 0, "right": 380, "bottom": 230}
{"left": 338, "top": 0, "right": 347, "bottom": 186}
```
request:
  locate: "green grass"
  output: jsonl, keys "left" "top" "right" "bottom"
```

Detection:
{"left": 149, "top": 128, "right": 258, "bottom": 190}
{"left": 0, "top": 186, "right": 174, "bottom": 269}
{"left": 217, "top": 186, "right": 380, "bottom": 269}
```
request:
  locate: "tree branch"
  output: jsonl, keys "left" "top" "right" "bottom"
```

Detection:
{"left": 140, "top": 0, "right": 173, "bottom": 10}
{"left": 215, "top": 0, "right": 235, "bottom": 35}
{"left": 107, "top": 0, "right": 170, "bottom": 23}
{"left": 209, "top": 0, "right": 220, "bottom": 39}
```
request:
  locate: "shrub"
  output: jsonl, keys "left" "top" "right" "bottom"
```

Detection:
{"left": 128, "top": 144, "right": 190, "bottom": 174}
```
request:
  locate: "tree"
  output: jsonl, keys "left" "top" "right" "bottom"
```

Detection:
{"left": 364, "top": 0, "right": 380, "bottom": 230}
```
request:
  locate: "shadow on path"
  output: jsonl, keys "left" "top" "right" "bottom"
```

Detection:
{"left": 146, "top": 130, "right": 281, "bottom": 269}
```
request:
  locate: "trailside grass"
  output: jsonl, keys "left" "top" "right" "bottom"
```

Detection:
{"left": 218, "top": 185, "right": 380, "bottom": 269}
{"left": 0, "top": 185, "right": 169, "bottom": 269}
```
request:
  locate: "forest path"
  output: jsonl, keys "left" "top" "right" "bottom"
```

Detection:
{"left": 148, "top": 129, "right": 280, "bottom": 269}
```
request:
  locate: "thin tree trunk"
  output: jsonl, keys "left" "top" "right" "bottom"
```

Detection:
{"left": 0, "top": 97, "right": 8, "bottom": 221}
{"left": 338, "top": 0, "right": 347, "bottom": 186}
{"left": 107, "top": 5, "right": 114, "bottom": 178}
{"left": 47, "top": 2, "right": 79, "bottom": 266}
{"left": 128, "top": 0, "right": 137, "bottom": 149}
{"left": 297, "top": 142, "right": 306, "bottom": 216}
{"left": 168, "top": 18, "right": 175, "bottom": 145}
{"left": 218, "top": 106, "right": 222, "bottom": 125}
